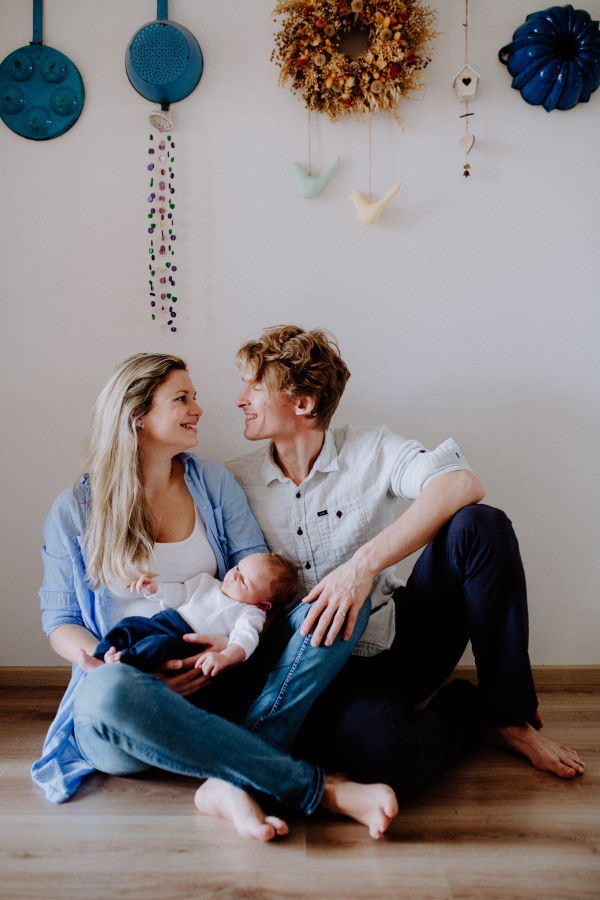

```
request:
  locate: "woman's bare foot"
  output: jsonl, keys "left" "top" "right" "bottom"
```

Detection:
{"left": 482, "top": 720, "right": 584, "bottom": 778}
{"left": 321, "top": 774, "right": 398, "bottom": 840}
{"left": 194, "top": 778, "right": 289, "bottom": 842}
{"left": 76, "top": 648, "right": 104, "bottom": 674}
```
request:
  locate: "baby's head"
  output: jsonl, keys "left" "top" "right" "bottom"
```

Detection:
{"left": 222, "top": 552, "right": 298, "bottom": 612}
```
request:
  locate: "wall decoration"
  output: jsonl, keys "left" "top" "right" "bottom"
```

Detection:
{"left": 126, "top": 0, "right": 203, "bottom": 331}
{"left": 272, "top": 0, "right": 437, "bottom": 122}
{"left": 349, "top": 179, "right": 402, "bottom": 224}
{"left": 0, "top": 0, "right": 84, "bottom": 141}
{"left": 453, "top": 63, "right": 480, "bottom": 101}
{"left": 287, "top": 107, "right": 341, "bottom": 198}
{"left": 499, "top": 5, "right": 600, "bottom": 112}
{"left": 454, "top": 0, "right": 478, "bottom": 178}
{"left": 288, "top": 156, "right": 342, "bottom": 198}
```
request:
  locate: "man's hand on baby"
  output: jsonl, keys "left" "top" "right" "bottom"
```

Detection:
{"left": 126, "top": 576, "right": 158, "bottom": 596}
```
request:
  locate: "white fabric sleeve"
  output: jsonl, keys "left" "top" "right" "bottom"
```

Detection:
{"left": 393, "top": 438, "right": 473, "bottom": 500}
{"left": 227, "top": 606, "right": 266, "bottom": 660}
{"left": 154, "top": 573, "right": 220, "bottom": 610}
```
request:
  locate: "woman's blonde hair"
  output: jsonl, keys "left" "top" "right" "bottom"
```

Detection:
{"left": 79, "top": 352, "right": 188, "bottom": 589}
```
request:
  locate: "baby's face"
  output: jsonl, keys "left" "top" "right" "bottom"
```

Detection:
{"left": 222, "top": 556, "right": 273, "bottom": 610}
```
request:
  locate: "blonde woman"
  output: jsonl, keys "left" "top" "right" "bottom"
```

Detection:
{"left": 33, "top": 353, "right": 394, "bottom": 841}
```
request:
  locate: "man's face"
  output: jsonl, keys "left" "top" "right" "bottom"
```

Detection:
{"left": 235, "top": 371, "right": 303, "bottom": 443}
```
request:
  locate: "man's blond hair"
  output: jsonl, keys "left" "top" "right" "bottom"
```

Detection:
{"left": 236, "top": 325, "right": 350, "bottom": 431}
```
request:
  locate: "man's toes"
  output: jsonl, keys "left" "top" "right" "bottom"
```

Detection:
{"left": 555, "top": 761, "right": 577, "bottom": 779}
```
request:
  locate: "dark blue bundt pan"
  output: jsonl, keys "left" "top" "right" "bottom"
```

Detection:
{"left": 499, "top": 5, "right": 600, "bottom": 111}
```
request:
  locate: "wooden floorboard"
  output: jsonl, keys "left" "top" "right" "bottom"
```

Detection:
{"left": 0, "top": 687, "right": 598, "bottom": 900}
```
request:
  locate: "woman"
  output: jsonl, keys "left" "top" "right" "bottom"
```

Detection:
{"left": 33, "top": 353, "right": 394, "bottom": 840}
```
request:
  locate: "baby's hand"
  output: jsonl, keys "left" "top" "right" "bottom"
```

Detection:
{"left": 196, "top": 651, "right": 228, "bottom": 678}
{"left": 104, "top": 646, "right": 122, "bottom": 664}
{"left": 126, "top": 576, "right": 158, "bottom": 596}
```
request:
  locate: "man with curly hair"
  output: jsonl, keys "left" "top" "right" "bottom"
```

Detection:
{"left": 195, "top": 325, "right": 584, "bottom": 821}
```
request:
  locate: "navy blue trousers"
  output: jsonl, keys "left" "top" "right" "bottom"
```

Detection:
{"left": 94, "top": 609, "right": 193, "bottom": 673}
{"left": 291, "top": 504, "right": 539, "bottom": 799}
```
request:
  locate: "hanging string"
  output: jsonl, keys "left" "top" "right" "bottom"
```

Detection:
{"left": 462, "top": 0, "right": 471, "bottom": 177}
{"left": 308, "top": 106, "right": 312, "bottom": 176}
{"left": 368, "top": 112, "right": 372, "bottom": 202}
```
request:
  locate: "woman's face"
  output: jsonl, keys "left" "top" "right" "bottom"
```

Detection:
{"left": 139, "top": 369, "right": 202, "bottom": 455}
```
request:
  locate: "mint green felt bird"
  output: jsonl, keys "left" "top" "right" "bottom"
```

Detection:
{"left": 287, "top": 156, "right": 341, "bottom": 199}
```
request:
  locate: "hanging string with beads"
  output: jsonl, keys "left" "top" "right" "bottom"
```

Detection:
{"left": 146, "top": 123, "right": 178, "bottom": 332}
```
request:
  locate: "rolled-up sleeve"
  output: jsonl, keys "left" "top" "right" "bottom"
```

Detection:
{"left": 392, "top": 437, "right": 473, "bottom": 500}
{"left": 39, "top": 504, "right": 84, "bottom": 637}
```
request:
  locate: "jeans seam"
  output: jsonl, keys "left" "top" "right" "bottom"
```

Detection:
{"left": 304, "top": 765, "right": 325, "bottom": 816}
{"left": 249, "top": 632, "right": 313, "bottom": 730}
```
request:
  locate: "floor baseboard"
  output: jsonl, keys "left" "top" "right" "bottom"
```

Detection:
{"left": 0, "top": 665, "right": 599, "bottom": 691}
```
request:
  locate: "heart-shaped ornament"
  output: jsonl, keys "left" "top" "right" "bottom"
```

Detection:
{"left": 459, "top": 134, "right": 475, "bottom": 154}
{"left": 462, "top": 77, "right": 472, "bottom": 85}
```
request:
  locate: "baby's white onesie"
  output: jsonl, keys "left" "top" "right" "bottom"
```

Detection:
{"left": 153, "top": 572, "right": 266, "bottom": 660}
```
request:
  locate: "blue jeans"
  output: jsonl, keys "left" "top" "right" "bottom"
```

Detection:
{"left": 74, "top": 663, "right": 323, "bottom": 814}
{"left": 73, "top": 596, "right": 371, "bottom": 805}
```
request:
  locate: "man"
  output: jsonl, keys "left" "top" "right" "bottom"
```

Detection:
{"left": 223, "top": 325, "right": 583, "bottom": 791}
{"left": 193, "top": 325, "right": 583, "bottom": 839}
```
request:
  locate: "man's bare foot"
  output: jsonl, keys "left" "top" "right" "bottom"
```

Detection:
{"left": 76, "top": 648, "right": 104, "bottom": 674}
{"left": 194, "top": 778, "right": 289, "bottom": 842}
{"left": 321, "top": 774, "right": 398, "bottom": 840}
{"left": 529, "top": 707, "right": 545, "bottom": 730}
{"left": 482, "top": 720, "right": 584, "bottom": 778}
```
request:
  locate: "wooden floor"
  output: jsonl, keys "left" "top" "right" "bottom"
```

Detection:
{"left": 0, "top": 686, "right": 598, "bottom": 900}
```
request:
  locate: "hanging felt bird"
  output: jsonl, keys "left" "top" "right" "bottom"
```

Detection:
{"left": 348, "top": 181, "right": 402, "bottom": 226}
{"left": 287, "top": 156, "right": 341, "bottom": 199}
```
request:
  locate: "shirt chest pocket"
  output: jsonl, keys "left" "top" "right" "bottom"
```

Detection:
{"left": 314, "top": 498, "right": 370, "bottom": 564}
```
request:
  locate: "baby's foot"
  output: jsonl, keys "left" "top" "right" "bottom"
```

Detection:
{"left": 481, "top": 720, "right": 584, "bottom": 778}
{"left": 321, "top": 774, "right": 398, "bottom": 840}
{"left": 104, "top": 647, "right": 122, "bottom": 664}
{"left": 76, "top": 648, "right": 104, "bottom": 674}
{"left": 194, "top": 778, "right": 288, "bottom": 842}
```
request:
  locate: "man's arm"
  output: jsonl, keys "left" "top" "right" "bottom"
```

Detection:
{"left": 301, "top": 469, "right": 485, "bottom": 647}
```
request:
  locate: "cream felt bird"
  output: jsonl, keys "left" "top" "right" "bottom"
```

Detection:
{"left": 287, "top": 156, "right": 341, "bottom": 199}
{"left": 348, "top": 180, "right": 402, "bottom": 225}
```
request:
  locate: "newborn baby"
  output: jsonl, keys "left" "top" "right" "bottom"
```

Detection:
{"left": 79, "top": 552, "right": 298, "bottom": 677}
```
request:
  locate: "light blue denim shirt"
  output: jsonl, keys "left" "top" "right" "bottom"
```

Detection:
{"left": 32, "top": 453, "right": 268, "bottom": 804}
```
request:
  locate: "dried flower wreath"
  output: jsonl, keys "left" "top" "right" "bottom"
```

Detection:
{"left": 272, "top": 0, "right": 438, "bottom": 121}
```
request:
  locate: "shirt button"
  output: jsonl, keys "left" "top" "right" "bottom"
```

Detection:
{"left": 297, "top": 528, "right": 303, "bottom": 535}
{"left": 305, "top": 562, "right": 311, "bottom": 569}
{"left": 296, "top": 492, "right": 301, "bottom": 499}
{"left": 203, "top": 506, "right": 207, "bottom": 510}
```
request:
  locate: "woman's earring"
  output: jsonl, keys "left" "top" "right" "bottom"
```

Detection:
{"left": 138, "top": 422, "right": 144, "bottom": 430}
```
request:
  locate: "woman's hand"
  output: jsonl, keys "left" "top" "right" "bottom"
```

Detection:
{"left": 152, "top": 633, "right": 229, "bottom": 697}
{"left": 301, "top": 559, "right": 373, "bottom": 647}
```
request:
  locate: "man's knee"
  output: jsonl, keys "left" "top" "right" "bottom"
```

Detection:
{"left": 448, "top": 503, "right": 517, "bottom": 550}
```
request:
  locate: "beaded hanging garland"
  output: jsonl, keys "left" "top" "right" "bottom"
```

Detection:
{"left": 147, "top": 129, "right": 178, "bottom": 331}
{"left": 272, "top": 0, "right": 437, "bottom": 121}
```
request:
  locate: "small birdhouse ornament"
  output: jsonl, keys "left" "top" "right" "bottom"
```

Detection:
{"left": 453, "top": 64, "right": 480, "bottom": 102}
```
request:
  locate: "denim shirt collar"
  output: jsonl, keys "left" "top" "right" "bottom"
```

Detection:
{"left": 260, "top": 429, "right": 340, "bottom": 486}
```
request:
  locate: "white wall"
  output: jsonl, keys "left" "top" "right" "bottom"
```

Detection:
{"left": 1, "top": 0, "right": 598, "bottom": 666}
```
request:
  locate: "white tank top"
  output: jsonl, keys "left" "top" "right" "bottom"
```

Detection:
{"left": 106, "top": 506, "right": 218, "bottom": 620}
